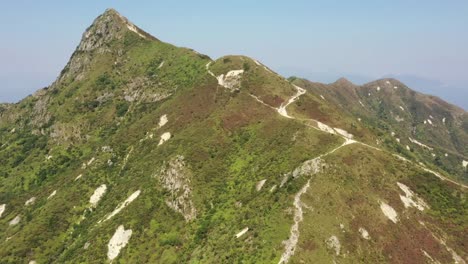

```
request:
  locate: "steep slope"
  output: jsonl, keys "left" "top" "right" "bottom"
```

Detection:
{"left": 0, "top": 9, "right": 466, "bottom": 264}
{"left": 291, "top": 77, "right": 468, "bottom": 183}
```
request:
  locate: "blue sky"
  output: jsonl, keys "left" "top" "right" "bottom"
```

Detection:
{"left": 1, "top": 1, "right": 467, "bottom": 108}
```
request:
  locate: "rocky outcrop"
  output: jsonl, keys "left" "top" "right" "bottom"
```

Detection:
{"left": 58, "top": 9, "right": 156, "bottom": 84}
{"left": 123, "top": 76, "right": 173, "bottom": 103}
{"left": 156, "top": 155, "right": 197, "bottom": 221}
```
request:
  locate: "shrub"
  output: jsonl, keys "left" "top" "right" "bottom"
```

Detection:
{"left": 116, "top": 102, "right": 129, "bottom": 117}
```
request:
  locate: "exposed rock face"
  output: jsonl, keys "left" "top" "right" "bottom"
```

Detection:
{"left": 78, "top": 10, "right": 126, "bottom": 53}
{"left": 107, "top": 225, "right": 132, "bottom": 261}
{"left": 325, "top": 235, "right": 341, "bottom": 255}
{"left": 397, "top": 182, "right": 428, "bottom": 211}
{"left": 89, "top": 184, "right": 107, "bottom": 208}
{"left": 380, "top": 201, "right": 399, "bottom": 223}
{"left": 50, "top": 122, "right": 85, "bottom": 143}
{"left": 9, "top": 215, "right": 21, "bottom": 226}
{"left": 157, "top": 155, "right": 197, "bottom": 221}
{"left": 29, "top": 92, "right": 52, "bottom": 128}
{"left": 58, "top": 9, "right": 156, "bottom": 84}
{"left": 0, "top": 204, "right": 5, "bottom": 218}
{"left": 291, "top": 157, "right": 323, "bottom": 179}
{"left": 123, "top": 76, "right": 173, "bottom": 103}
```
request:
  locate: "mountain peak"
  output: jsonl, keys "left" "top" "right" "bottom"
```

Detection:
{"left": 333, "top": 77, "right": 354, "bottom": 85}
{"left": 77, "top": 8, "right": 155, "bottom": 52}
{"left": 103, "top": 7, "right": 119, "bottom": 15}
{"left": 54, "top": 9, "right": 158, "bottom": 84}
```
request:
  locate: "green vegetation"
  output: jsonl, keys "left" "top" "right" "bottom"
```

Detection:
{"left": 0, "top": 8, "right": 466, "bottom": 264}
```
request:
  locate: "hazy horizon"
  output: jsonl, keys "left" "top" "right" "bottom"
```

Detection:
{"left": 1, "top": 1, "right": 467, "bottom": 109}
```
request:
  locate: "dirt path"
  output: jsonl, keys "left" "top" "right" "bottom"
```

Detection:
{"left": 259, "top": 84, "right": 467, "bottom": 263}
{"left": 278, "top": 139, "right": 355, "bottom": 264}
{"left": 277, "top": 85, "right": 306, "bottom": 119}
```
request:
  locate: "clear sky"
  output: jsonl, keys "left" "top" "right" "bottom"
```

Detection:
{"left": 1, "top": 1, "right": 467, "bottom": 108}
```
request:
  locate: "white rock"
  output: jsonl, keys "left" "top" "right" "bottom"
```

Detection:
{"left": 406, "top": 145, "right": 411, "bottom": 151}
{"left": 107, "top": 225, "right": 132, "bottom": 261}
{"left": 87, "top": 157, "right": 95, "bottom": 166}
{"left": 396, "top": 138, "right": 401, "bottom": 143}
{"left": 158, "top": 114, "right": 168, "bottom": 128}
{"left": 376, "top": 86, "right": 381, "bottom": 91}
{"left": 463, "top": 160, "right": 468, "bottom": 168}
{"left": 9, "top": 215, "right": 21, "bottom": 226}
{"left": 442, "top": 117, "right": 446, "bottom": 123}
{"left": 125, "top": 21, "right": 146, "bottom": 39}
{"left": 157, "top": 61, "right": 164, "bottom": 69}
{"left": 158, "top": 132, "right": 171, "bottom": 146}
{"left": 427, "top": 119, "right": 433, "bottom": 125}
{"left": 380, "top": 202, "right": 398, "bottom": 223}
{"left": 326, "top": 236, "right": 341, "bottom": 255}
{"left": 101, "top": 146, "right": 113, "bottom": 152}
{"left": 334, "top": 128, "right": 354, "bottom": 139}
{"left": 445, "top": 153, "right": 448, "bottom": 157}
{"left": 0, "top": 204, "right": 5, "bottom": 218}
{"left": 397, "top": 182, "right": 428, "bottom": 211}
{"left": 101, "top": 190, "right": 141, "bottom": 222}
{"left": 399, "top": 106, "right": 405, "bottom": 111}
{"left": 90, "top": 184, "right": 107, "bottom": 208}
{"left": 320, "top": 95, "right": 325, "bottom": 100}
{"left": 409, "top": 137, "right": 433, "bottom": 150}
{"left": 235, "top": 227, "right": 249, "bottom": 238}
{"left": 25, "top": 197, "right": 36, "bottom": 206}
{"left": 256, "top": 179, "right": 267, "bottom": 191}
{"left": 216, "top": 70, "right": 244, "bottom": 90}
{"left": 359, "top": 227, "right": 370, "bottom": 240}
{"left": 432, "top": 235, "right": 465, "bottom": 264}
{"left": 291, "top": 158, "right": 323, "bottom": 179}
{"left": 421, "top": 250, "right": 436, "bottom": 263}
{"left": 47, "top": 190, "right": 57, "bottom": 200}
{"left": 394, "top": 154, "right": 409, "bottom": 162}
{"left": 269, "top": 185, "right": 277, "bottom": 193}
{"left": 317, "top": 122, "right": 336, "bottom": 134}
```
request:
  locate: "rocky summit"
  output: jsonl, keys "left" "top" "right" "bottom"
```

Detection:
{"left": 0, "top": 9, "right": 467, "bottom": 264}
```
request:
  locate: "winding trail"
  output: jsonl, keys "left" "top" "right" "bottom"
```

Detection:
{"left": 278, "top": 138, "right": 355, "bottom": 264}
{"left": 205, "top": 61, "right": 467, "bottom": 263}
{"left": 242, "top": 83, "right": 468, "bottom": 263}
{"left": 277, "top": 85, "right": 306, "bottom": 118}
{"left": 248, "top": 84, "right": 466, "bottom": 189}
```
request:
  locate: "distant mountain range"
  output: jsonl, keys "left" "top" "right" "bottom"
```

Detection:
{"left": 277, "top": 67, "right": 467, "bottom": 110}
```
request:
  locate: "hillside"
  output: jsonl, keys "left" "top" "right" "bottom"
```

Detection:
{"left": 290, "top": 77, "right": 468, "bottom": 183}
{"left": 0, "top": 9, "right": 466, "bottom": 263}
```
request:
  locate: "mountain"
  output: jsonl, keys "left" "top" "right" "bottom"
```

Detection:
{"left": 0, "top": 9, "right": 467, "bottom": 263}
{"left": 383, "top": 74, "right": 468, "bottom": 111}
{"left": 290, "top": 77, "right": 468, "bottom": 183}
